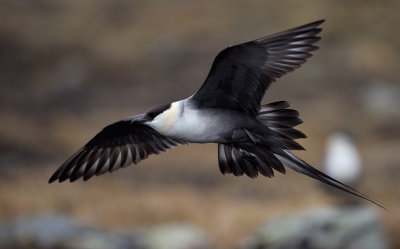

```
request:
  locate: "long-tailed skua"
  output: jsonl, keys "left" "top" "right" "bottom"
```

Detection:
{"left": 49, "top": 20, "right": 381, "bottom": 207}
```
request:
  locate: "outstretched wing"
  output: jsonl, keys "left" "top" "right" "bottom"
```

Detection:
{"left": 49, "top": 117, "right": 184, "bottom": 183}
{"left": 191, "top": 20, "right": 324, "bottom": 116}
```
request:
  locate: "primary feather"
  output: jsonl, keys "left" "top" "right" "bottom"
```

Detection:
{"left": 191, "top": 20, "right": 324, "bottom": 116}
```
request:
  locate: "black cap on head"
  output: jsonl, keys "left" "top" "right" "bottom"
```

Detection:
{"left": 144, "top": 103, "right": 171, "bottom": 120}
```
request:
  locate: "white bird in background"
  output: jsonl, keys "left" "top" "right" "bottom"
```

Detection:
{"left": 323, "top": 131, "right": 362, "bottom": 188}
{"left": 48, "top": 20, "right": 381, "bottom": 207}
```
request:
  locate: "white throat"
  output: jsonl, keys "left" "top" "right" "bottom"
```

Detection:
{"left": 146, "top": 101, "right": 181, "bottom": 134}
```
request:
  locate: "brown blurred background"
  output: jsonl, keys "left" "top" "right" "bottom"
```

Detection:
{"left": 0, "top": 0, "right": 399, "bottom": 248}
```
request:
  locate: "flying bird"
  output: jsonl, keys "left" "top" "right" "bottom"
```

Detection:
{"left": 49, "top": 20, "right": 381, "bottom": 207}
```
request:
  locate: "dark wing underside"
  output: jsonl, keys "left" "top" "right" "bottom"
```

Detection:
{"left": 49, "top": 118, "right": 184, "bottom": 183}
{"left": 191, "top": 20, "right": 324, "bottom": 116}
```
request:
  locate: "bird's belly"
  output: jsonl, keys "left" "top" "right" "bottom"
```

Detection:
{"left": 163, "top": 110, "right": 225, "bottom": 143}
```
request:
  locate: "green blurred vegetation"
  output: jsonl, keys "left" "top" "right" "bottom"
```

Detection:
{"left": 0, "top": 0, "right": 399, "bottom": 248}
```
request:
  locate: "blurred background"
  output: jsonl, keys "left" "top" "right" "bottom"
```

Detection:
{"left": 0, "top": 0, "right": 399, "bottom": 248}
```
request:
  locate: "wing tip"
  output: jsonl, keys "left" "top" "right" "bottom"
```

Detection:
{"left": 48, "top": 169, "right": 89, "bottom": 183}
{"left": 48, "top": 175, "right": 65, "bottom": 184}
{"left": 299, "top": 19, "right": 325, "bottom": 30}
{"left": 48, "top": 169, "right": 63, "bottom": 184}
{"left": 310, "top": 19, "right": 326, "bottom": 26}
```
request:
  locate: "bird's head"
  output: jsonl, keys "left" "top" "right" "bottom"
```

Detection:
{"left": 128, "top": 103, "right": 173, "bottom": 125}
{"left": 144, "top": 103, "right": 172, "bottom": 121}
{"left": 141, "top": 102, "right": 180, "bottom": 134}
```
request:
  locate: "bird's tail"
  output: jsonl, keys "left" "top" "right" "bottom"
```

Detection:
{"left": 257, "top": 101, "right": 306, "bottom": 150}
{"left": 218, "top": 101, "right": 383, "bottom": 207}
{"left": 218, "top": 101, "right": 305, "bottom": 177}
{"left": 274, "top": 149, "right": 383, "bottom": 208}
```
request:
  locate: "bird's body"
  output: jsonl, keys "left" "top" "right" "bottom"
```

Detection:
{"left": 147, "top": 99, "right": 224, "bottom": 143}
{"left": 49, "top": 20, "right": 381, "bottom": 207}
{"left": 147, "top": 99, "right": 259, "bottom": 143}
